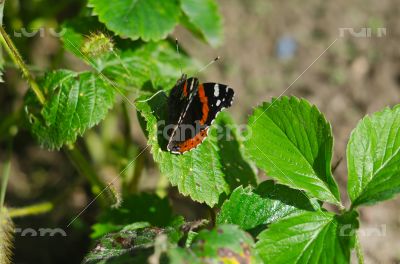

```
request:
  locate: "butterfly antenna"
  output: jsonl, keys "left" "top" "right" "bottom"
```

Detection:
{"left": 175, "top": 38, "right": 183, "bottom": 75}
{"left": 197, "top": 56, "right": 220, "bottom": 74}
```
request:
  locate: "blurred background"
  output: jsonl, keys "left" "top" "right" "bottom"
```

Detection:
{"left": 0, "top": 0, "right": 399, "bottom": 263}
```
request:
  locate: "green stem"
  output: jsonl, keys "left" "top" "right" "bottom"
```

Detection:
{"left": 64, "top": 145, "right": 112, "bottom": 207}
{"left": 0, "top": 26, "right": 45, "bottom": 104}
{"left": 0, "top": 0, "right": 4, "bottom": 26}
{"left": 355, "top": 232, "right": 364, "bottom": 264}
{"left": 8, "top": 202, "right": 53, "bottom": 218}
{"left": 0, "top": 146, "right": 11, "bottom": 209}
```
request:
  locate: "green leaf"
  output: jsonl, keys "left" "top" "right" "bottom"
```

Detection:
{"left": 215, "top": 112, "right": 258, "bottom": 191}
{"left": 180, "top": 0, "right": 223, "bottom": 47}
{"left": 256, "top": 211, "right": 359, "bottom": 264}
{"left": 347, "top": 105, "right": 400, "bottom": 207}
{"left": 88, "top": 0, "right": 181, "bottom": 41}
{"left": 84, "top": 221, "right": 184, "bottom": 264}
{"left": 217, "top": 180, "right": 318, "bottom": 230}
{"left": 245, "top": 96, "right": 341, "bottom": 205}
{"left": 92, "top": 193, "right": 174, "bottom": 238}
{"left": 26, "top": 70, "right": 115, "bottom": 150}
{"left": 168, "top": 225, "right": 262, "bottom": 264}
{"left": 135, "top": 92, "right": 229, "bottom": 206}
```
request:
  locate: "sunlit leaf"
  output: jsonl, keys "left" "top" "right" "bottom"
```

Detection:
{"left": 26, "top": 70, "right": 115, "bottom": 149}
{"left": 256, "top": 211, "right": 359, "bottom": 263}
{"left": 245, "top": 96, "right": 341, "bottom": 205}
{"left": 88, "top": 0, "right": 181, "bottom": 41}
{"left": 347, "top": 105, "right": 400, "bottom": 207}
{"left": 217, "top": 181, "right": 318, "bottom": 230}
{"left": 180, "top": 0, "right": 223, "bottom": 47}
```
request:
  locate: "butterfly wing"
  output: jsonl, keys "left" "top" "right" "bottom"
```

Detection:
{"left": 167, "top": 74, "right": 201, "bottom": 132}
{"left": 200, "top": 82, "right": 234, "bottom": 126}
{"left": 167, "top": 80, "right": 234, "bottom": 154}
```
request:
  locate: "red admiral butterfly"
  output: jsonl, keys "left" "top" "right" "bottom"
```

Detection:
{"left": 167, "top": 73, "right": 234, "bottom": 154}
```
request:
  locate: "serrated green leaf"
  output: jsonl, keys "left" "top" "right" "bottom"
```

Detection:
{"left": 135, "top": 91, "right": 229, "bottom": 206}
{"left": 256, "top": 211, "right": 359, "bottom": 264}
{"left": 347, "top": 105, "right": 400, "bottom": 207}
{"left": 168, "top": 225, "right": 262, "bottom": 264}
{"left": 245, "top": 96, "right": 341, "bottom": 205}
{"left": 26, "top": 70, "right": 115, "bottom": 150}
{"left": 88, "top": 0, "right": 180, "bottom": 41}
{"left": 180, "top": 0, "right": 223, "bottom": 47}
{"left": 217, "top": 180, "right": 318, "bottom": 230}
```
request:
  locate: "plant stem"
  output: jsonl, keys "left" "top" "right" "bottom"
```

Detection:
{"left": 64, "top": 145, "right": 113, "bottom": 207}
{"left": 355, "top": 232, "right": 364, "bottom": 264}
{"left": 0, "top": 0, "right": 5, "bottom": 26}
{"left": 8, "top": 202, "right": 53, "bottom": 218}
{"left": 0, "top": 147, "right": 11, "bottom": 210}
{"left": 0, "top": 26, "right": 45, "bottom": 104}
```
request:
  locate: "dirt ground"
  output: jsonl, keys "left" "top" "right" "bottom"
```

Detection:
{"left": 177, "top": 0, "right": 400, "bottom": 263}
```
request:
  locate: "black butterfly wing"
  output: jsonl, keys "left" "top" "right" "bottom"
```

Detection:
{"left": 200, "top": 82, "right": 234, "bottom": 126}
{"left": 167, "top": 75, "right": 197, "bottom": 128}
{"left": 167, "top": 81, "right": 234, "bottom": 154}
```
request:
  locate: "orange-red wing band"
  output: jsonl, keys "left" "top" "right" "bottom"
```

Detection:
{"left": 183, "top": 81, "right": 188, "bottom": 97}
{"left": 176, "top": 128, "right": 209, "bottom": 153}
{"left": 198, "top": 84, "right": 209, "bottom": 125}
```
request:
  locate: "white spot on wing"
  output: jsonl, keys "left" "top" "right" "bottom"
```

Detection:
{"left": 214, "top": 84, "right": 219, "bottom": 96}
{"left": 216, "top": 100, "right": 221, "bottom": 106}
